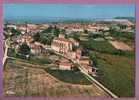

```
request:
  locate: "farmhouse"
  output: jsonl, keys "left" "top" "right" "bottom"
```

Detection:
{"left": 58, "top": 58, "right": 72, "bottom": 70}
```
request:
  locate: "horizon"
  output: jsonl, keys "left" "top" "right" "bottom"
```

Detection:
{"left": 4, "top": 4, "right": 135, "bottom": 22}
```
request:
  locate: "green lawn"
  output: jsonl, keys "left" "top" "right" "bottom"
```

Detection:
{"left": 45, "top": 69, "right": 92, "bottom": 85}
{"left": 95, "top": 53, "right": 134, "bottom": 97}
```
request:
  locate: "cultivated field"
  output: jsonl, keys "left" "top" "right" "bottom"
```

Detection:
{"left": 3, "top": 58, "right": 110, "bottom": 97}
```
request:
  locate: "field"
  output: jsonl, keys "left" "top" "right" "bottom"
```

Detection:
{"left": 109, "top": 41, "right": 132, "bottom": 51}
{"left": 45, "top": 69, "right": 92, "bottom": 85}
{"left": 91, "top": 51, "right": 134, "bottom": 97}
{"left": 110, "top": 31, "right": 134, "bottom": 48}
{"left": 80, "top": 39, "right": 117, "bottom": 55}
{"left": 80, "top": 36, "right": 135, "bottom": 97}
{"left": 3, "top": 58, "right": 110, "bottom": 97}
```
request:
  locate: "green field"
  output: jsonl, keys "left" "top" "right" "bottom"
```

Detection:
{"left": 80, "top": 36, "right": 135, "bottom": 97}
{"left": 93, "top": 52, "right": 134, "bottom": 97}
{"left": 80, "top": 39, "right": 117, "bottom": 54}
{"left": 46, "top": 69, "right": 92, "bottom": 85}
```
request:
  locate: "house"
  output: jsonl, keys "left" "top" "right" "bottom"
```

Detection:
{"left": 83, "top": 65, "right": 93, "bottom": 73}
{"left": 59, "top": 62, "right": 72, "bottom": 70}
{"left": 51, "top": 34, "right": 73, "bottom": 54}
{"left": 69, "top": 38, "right": 79, "bottom": 47}
{"left": 88, "top": 67, "right": 97, "bottom": 77}
{"left": 18, "top": 25, "right": 26, "bottom": 32}
{"left": 58, "top": 58, "right": 72, "bottom": 70}
{"left": 79, "top": 57, "right": 92, "bottom": 65}
{"left": 29, "top": 43, "right": 42, "bottom": 54}
{"left": 66, "top": 48, "right": 82, "bottom": 61}
{"left": 79, "top": 57, "right": 93, "bottom": 73}
{"left": 76, "top": 49, "right": 82, "bottom": 60}
{"left": 7, "top": 24, "right": 17, "bottom": 29}
{"left": 51, "top": 33, "right": 81, "bottom": 55}
{"left": 16, "top": 35, "right": 33, "bottom": 45}
{"left": 15, "top": 45, "right": 20, "bottom": 54}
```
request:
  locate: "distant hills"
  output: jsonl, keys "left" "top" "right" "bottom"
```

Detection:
{"left": 4, "top": 16, "right": 135, "bottom": 24}
{"left": 114, "top": 17, "right": 135, "bottom": 22}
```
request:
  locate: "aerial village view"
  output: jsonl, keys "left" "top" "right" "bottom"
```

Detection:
{"left": 3, "top": 4, "right": 135, "bottom": 98}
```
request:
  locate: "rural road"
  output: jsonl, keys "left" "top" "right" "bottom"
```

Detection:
{"left": 3, "top": 39, "right": 9, "bottom": 65}
{"left": 53, "top": 51, "right": 118, "bottom": 98}
{"left": 3, "top": 42, "right": 118, "bottom": 98}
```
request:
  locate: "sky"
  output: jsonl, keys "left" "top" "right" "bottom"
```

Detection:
{"left": 4, "top": 4, "right": 135, "bottom": 21}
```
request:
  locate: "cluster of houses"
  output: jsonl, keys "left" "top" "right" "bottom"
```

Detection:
{"left": 6, "top": 24, "right": 49, "bottom": 34}
{"left": 53, "top": 20, "right": 134, "bottom": 33}
{"left": 7, "top": 19, "right": 135, "bottom": 75}
{"left": 6, "top": 19, "right": 134, "bottom": 35}
{"left": 12, "top": 32, "right": 96, "bottom": 76}
{"left": 51, "top": 34, "right": 96, "bottom": 75}
{"left": 14, "top": 35, "right": 48, "bottom": 55}
{"left": 5, "top": 19, "right": 135, "bottom": 77}
{"left": 55, "top": 23, "right": 108, "bottom": 33}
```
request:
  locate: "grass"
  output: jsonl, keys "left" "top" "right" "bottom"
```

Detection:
{"left": 29, "top": 55, "right": 52, "bottom": 65}
{"left": 80, "top": 37, "right": 134, "bottom": 58}
{"left": 80, "top": 36, "right": 135, "bottom": 97}
{"left": 110, "top": 31, "right": 134, "bottom": 47}
{"left": 94, "top": 53, "right": 135, "bottom": 97}
{"left": 80, "top": 39, "right": 117, "bottom": 54}
{"left": 45, "top": 69, "right": 92, "bottom": 85}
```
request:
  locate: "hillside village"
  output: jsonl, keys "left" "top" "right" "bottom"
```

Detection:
{"left": 4, "top": 19, "right": 134, "bottom": 75}
{"left": 3, "top": 19, "right": 135, "bottom": 97}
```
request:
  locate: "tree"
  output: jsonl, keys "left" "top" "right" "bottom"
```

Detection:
{"left": 61, "top": 29, "right": 66, "bottom": 34}
{"left": 72, "top": 33, "right": 80, "bottom": 41}
{"left": 42, "top": 26, "right": 53, "bottom": 33}
{"left": 19, "top": 43, "right": 30, "bottom": 55}
{"left": 92, "top": 57, "right": 98, "bottom": 68}
{"left": 84, "top": 29, "right": 88, "bottom": 34}
{"left": 33, "top": 32, "right": 40, "bottom": 42}
{"left": 40, "top": 33, "right": 54, "bottom": 45}
{"left": 33, "top": 32, "right": 54, "bottom": 45}
{"left": 72, "top": 63, "right": 80, "bottom": 72}
{"left": 10, "top": 28, "right": 21, "bottom": 36}
{"left": 53, "top": 27, "right": 60, "bottom": 37}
